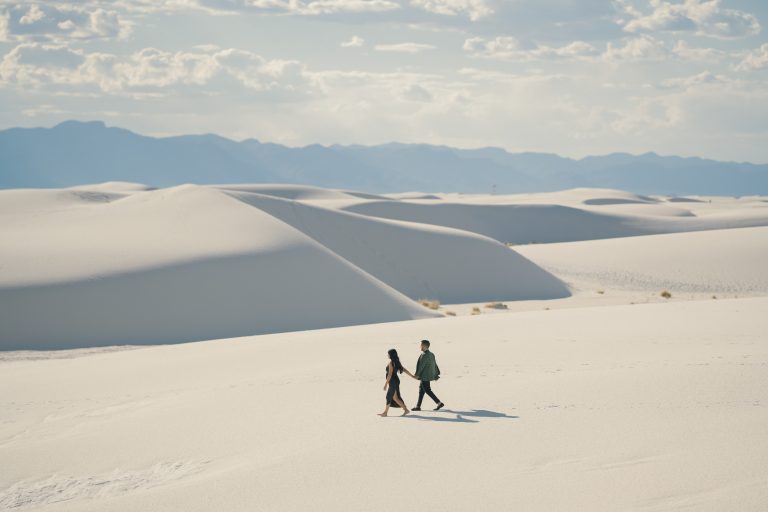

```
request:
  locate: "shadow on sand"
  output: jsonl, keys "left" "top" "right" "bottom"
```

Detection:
{"left": 403, "top": 409, "right": 518, "bottom": 423}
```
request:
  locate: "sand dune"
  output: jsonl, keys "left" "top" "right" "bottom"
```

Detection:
{"left": 0, "top": 183, "right": 573, "bottom": 350}
{"left": 2, "top": 182, "right": 767, "bottom": 510}
{"left": 517, "top": 226, "right": 768, "bottom": 295}
{"left": 0, "top": 185, "right": 437, "bottom": 350}
{"left": 1, "top": 298, "right": 766, "bottom": 511}
{"left": 2, "top": 182, "right": 767, "bottom": 350}
{"left": 222, "top": 189, "right": 569, "bottom": 303}
{"left": 342, "top": 188, "right": 768, "bottom": 243}
{"left": 213, "top": 183, "right": 388, "bottom": 202}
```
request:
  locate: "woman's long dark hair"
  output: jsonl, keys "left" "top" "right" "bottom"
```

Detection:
{"left": 388, "top": 349, "right": 403, "bottom": 374}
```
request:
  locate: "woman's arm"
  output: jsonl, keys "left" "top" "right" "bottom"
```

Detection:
{"left": 383, "top": 362, "right": 393, "bottom": 390}
{"left": 402, "top": 367, "right": 417, "bottom": 379}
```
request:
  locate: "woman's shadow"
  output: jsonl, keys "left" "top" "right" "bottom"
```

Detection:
{"left": 404, "top": 409, "right": 518, "bottom": 423}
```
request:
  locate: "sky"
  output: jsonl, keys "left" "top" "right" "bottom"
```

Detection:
{"left": 0, "top": 0, "right": 767, "bottom": 162}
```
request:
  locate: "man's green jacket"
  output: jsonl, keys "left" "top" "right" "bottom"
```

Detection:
{"left": 415, "top": 350, "right": 440, "bottom": 381}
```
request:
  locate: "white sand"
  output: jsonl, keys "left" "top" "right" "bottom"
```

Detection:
{"left": 0, "top": 184, "right": 572, "bottom": 349}
{"left": 517, "top": 226, "right": 768, "bottom": 296}
{"left": 0, "top": 185, "right": 439, "bottom": 349}
{"left": 342, "top": 188, "right": 768, "bottom": 243}
{"left": 2, "top": 183, "right": 767, "bottom": 510}
{"left": 1, "top": 298, "right": 766, "bottom": 511}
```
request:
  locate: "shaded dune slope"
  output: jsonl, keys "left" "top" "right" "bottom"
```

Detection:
{"left": 343, "top": 201, "right": 768, "bottom": 244}
{"left": 0, "top": 186, "right": 436, "bottom": 350}
{"left": 223, "top": 189, "right": 570, "bottom": 303}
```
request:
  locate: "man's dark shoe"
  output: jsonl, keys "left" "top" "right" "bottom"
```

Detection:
{"left": 412, "top": 406, "right": 421, "bottom": 411}
{"left": 434, "top": 403, "right": 444, "bottom": 411}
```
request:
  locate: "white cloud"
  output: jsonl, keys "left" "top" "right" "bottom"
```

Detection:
{"left": 0, "top": 43, "right": 316, "bottom": 97}
{"left": 19, "top": 5, "right": 45, "bottom": 25}
{"left": 659, "top": 71, "right": 725, "bottom": 89}
{"left": 340, "top": 35, "right": 365, "bottom": 48}
{"left": 463, "top": 36, "right": 598, "bottom": 61}
{"left": 2, "top": 4, "right": 132, "bottom": 42}
{"left": 737, "top": 43, "right": 768, "bottom": 72}
{"left": 463, "top": 36, "right": 519, "bottom": 54}
{"left": 619, "top": 0, "right": 761, "bottom": 39}
{"left": 603, "top": 35, "right": 730, "bottom": 62}
{"left": 672, "top": 40, "right": 725, "bottom": 61}
{"left": 0, "top": 10, "right": 9, "bottom": 42}
{"left": 603, "top": 35, "right": 669, "bottom": 61}
{"left": 90, "top": 9, "right": 130, "bottom": 38}
{"left": 0, "top": 43, "right": 86, "bottom": 86}
{"left": 399, "top": 83, "right": 432, "bottom": 101}
{"left": 374, "top": 42, "right": 436, "bottom": 53}
{"left": 410, "top": 0, "right": 492, "bottom": 21}
{"left": 188, "top": 0, "right": 400, "bottom": 15}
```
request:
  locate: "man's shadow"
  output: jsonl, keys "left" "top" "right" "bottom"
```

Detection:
{"left": 404, "top": 409, "right": 518, "bottom": 423}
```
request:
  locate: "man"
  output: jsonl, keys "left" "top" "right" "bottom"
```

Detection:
{"left": 413, "top": 339, "right": 444, "bottom": 411}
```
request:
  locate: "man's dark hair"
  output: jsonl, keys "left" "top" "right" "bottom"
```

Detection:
{"left": 421, "top": 339, "right": 430, "bottom": 348}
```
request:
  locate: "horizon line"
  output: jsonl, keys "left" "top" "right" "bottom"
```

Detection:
{"left": 3, "top": 119, "right": 767, "bottom": 167}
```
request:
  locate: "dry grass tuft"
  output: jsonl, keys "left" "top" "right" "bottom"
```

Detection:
{"left": 484, "top": 302, "right": 508, "bottom": 310}
{"left": 660, "top": 290, "right": 672, "bottom": 299}
{"left": 596, "top": 290, "right": 605, "bottom": 295}
{"left": 445, "top": 311, "right": 456, "bottom": 317}
{"left": 418, "top": 299, "right": 440, "bottom": 310}
{"left": 471, "top": 306, "right": 481, "bottom": 315}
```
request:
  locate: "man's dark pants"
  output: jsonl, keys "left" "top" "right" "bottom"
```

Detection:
{"left": 417, "top": 380, "right": 440, "bottom": 407}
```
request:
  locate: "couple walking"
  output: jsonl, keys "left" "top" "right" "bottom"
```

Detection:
{"left": 379, "top": 339, "right": 444, "bottom": 417}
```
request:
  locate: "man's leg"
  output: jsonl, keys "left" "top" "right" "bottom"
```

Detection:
{"left": 416, "top": 381, "right": 427, "bottom": 408}
{"left": 422, "top": 381, "right": 441, "bottom": 404}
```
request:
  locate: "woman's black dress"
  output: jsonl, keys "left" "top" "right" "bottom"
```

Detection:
{"left": 386, "top": 364, "right": 404, "bottom": 406}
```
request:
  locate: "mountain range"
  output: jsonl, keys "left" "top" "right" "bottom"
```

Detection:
{"left": 1, "top": 120, "right": 766, "bottom": 195}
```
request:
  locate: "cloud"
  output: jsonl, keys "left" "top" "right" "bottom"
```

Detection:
{"left": 192, "top": 0, "right": 400, "bottom": 15}
{"left": 618, "top": 0, "right": 761, "bottom": 39}
{"left": 0, "top": 43, "right": 86, "bottom": 86}
{"left": 602, "top": 34, "right": 669, "bottom": 61}
{"left": 340, "top": 35, "right": 365, "bottom": 47}
{"left": 737, "top": 43, "right": 768, "bottom": 72}
{"left": 399, "top": 83, "right": 433, "bottom": 101}
{"left": 0, "top": 10, "right": 9, "bottom": 42}
{"left": 463, "top": 36, "right": 598, "bottom": 61}
{"left": 19, "top": 5, "right": 45, "bottom": 25}
{"left": 0, "top": 43, "right": 316, "bottom": 98}
{"left": 410, "top": 0, "right": 492, "bottom": 21}
{"left": 672, "top": 39, "right": 725, "bottom": 61}
{"left": 374, "top": 42, "right": 436, "bottom": 53}
{"left": 603, "top": 35, "right": 729, "bottom": 62}
{"left": 659, "top": 71, "right": 725, "bottom": 89}
{"left": 1, "top": 3, "right": 132, "bottom": 42}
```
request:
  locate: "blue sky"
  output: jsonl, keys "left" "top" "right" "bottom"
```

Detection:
{"left": 1, "top": 0, "right": 767, "bottom": 162}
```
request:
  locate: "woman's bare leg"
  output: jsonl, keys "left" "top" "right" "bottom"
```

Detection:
{"left": 378, "top": 401, "right": 390, "bottom": 417}
{"left": 393, "top": 391, "right": 409, "bottom": 416}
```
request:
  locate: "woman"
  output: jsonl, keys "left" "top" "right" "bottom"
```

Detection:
{"left": 379, "top": 348, "right": 415, "bottom": 417}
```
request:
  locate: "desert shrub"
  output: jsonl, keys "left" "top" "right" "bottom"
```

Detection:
{"left": 471, "top": 307, "right": 481, "bottom": 315}
{"left": 596, "top": 290, "right": 605, "bottom": 295}
{"left": 660, "top": 290, "right": 672, "bottom": 299}
{"left": 418, "top": 299, "right": 440, "bottom": 310}
{"left": 484, "top": 302, "right": 508, "bottom": 310}
{"left": 445, "top": 311, "right": 456, "bottom": 317}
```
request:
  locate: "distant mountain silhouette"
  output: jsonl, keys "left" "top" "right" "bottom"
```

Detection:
{"left": 1, "top": 120, "right": 766, "bottom": 195}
